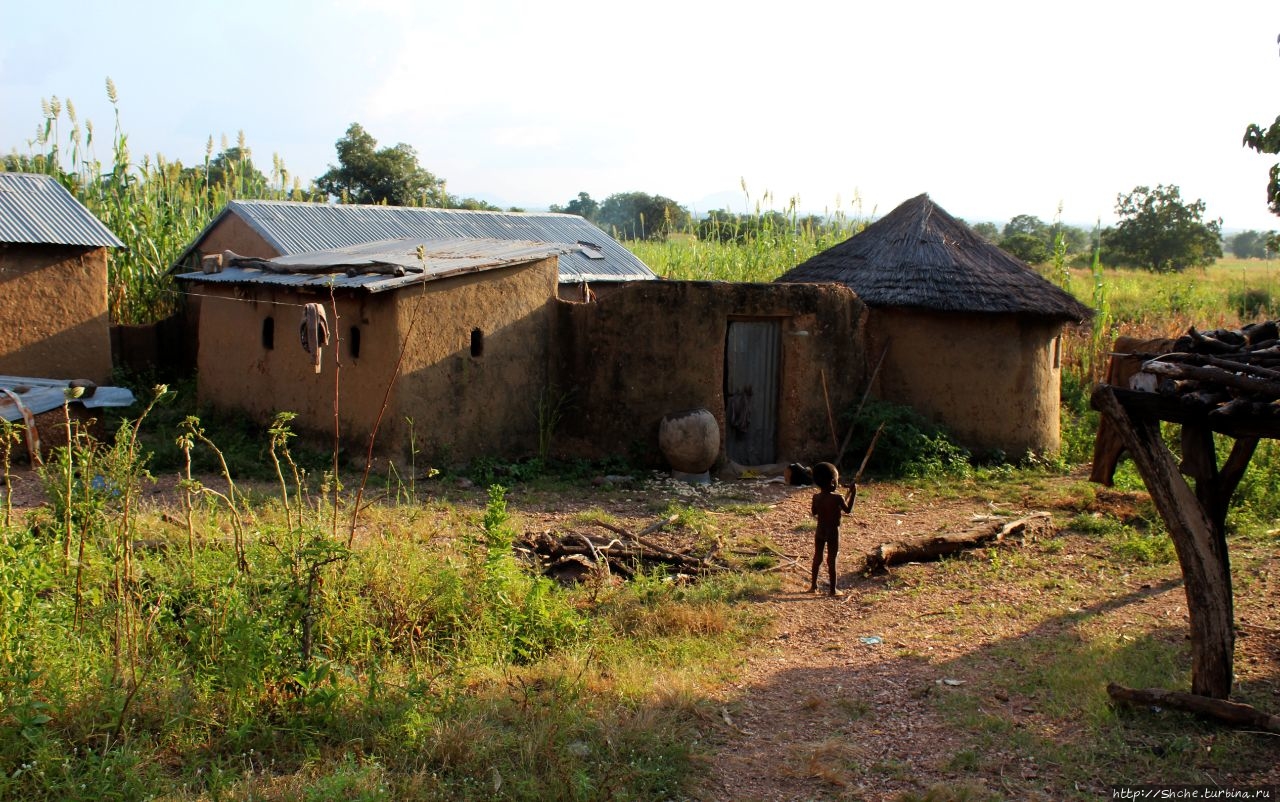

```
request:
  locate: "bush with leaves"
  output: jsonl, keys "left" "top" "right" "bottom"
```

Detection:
{"left": 840, "top": 399, "right": 972, "bottom": 479}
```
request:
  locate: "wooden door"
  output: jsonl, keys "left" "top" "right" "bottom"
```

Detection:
{"left": 725, "top": 320, "right": 780, "bottom": 465}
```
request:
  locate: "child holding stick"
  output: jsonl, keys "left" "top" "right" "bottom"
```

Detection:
{"left": 809, "top": 461, "right": 855, "bottom": 596}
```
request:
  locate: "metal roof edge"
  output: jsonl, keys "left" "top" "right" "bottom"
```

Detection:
{"left": 0, "top": 172, "right": 125, "bottom": 248}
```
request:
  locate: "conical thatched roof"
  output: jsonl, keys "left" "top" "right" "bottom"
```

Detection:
{"left": 777, "top": 194, "right": 1091, "bottom": 322}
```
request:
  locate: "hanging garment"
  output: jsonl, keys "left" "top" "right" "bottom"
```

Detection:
{"left": 299, "top": 303, "right": 331, "bottom": 374}
{"left": 726, "top": 387, "right": 752, "bottom": 434}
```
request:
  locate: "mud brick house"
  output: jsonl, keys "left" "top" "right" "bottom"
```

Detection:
{"left": 0, "top": 172, "right": 123, "bottom": 383}
{"left": 777, "top": 194, "right": 1091, "bottom": 457}
{"left": 176, "top": 232, "right": 867, "bottom": 467}
{"left": 176, "top": 194, "right": 1086, "bottom": 469}
{"left": 176, "top": 237, "right": 569, "bottom": 461}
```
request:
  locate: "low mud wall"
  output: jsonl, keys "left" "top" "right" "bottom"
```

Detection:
{"left": 552, "top": 281, "right": 867, "bottom": 468}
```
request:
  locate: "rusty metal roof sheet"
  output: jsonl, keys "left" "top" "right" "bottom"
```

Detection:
{"left": 174, "top": 200, "right": 654, "bottom": 283}
{"left": 0, "top": 376, "right": 136, "bottom": 422}
{"left": 174, "top": 237, "right": 571, "bottom": 294}
{"left": 0, "top": 173, "right": 124, "bottom": 247}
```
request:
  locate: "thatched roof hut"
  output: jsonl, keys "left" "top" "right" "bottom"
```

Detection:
{"left": 779, "top": 193, "right": 1090, "bottom": 321}
{"left": 778, "top": 193, "right": 1091, "bottom": 457}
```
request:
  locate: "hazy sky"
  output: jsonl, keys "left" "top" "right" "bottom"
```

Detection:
{"left": 4, "top": 1, "right": 1280, "bottom": 231}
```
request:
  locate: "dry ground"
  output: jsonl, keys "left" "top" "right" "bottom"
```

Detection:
{"left": 516, "top": 471, "right": 1280, "bottom": 801}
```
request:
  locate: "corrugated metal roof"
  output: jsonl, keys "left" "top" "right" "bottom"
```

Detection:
{"left": 0, "top": 375, "right": 136, "bottom": 422}
{"left": 175, "top": 237, "right": 570, "bottom": 294}
{"left": 175, "top": 200, "right": 654, "bottom": 283}
{"left": 0, "top": 173, "right": 124, "bottom": 247}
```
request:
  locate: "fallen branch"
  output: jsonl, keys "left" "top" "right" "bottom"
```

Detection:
{"left": 863, "top": 512, "right": 1052, "bottom": 573}
{"left": 1106, "top": 683, "right": 1280, "bottom": 734}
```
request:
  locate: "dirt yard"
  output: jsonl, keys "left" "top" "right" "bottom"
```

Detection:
{"left": 518, "top": 470, "right": 1280, "bottom": 801}
{"left": 5, "top": 465, "right": 1277, "bottom": 800}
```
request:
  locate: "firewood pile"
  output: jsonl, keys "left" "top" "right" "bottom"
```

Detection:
{"left": 1129, "top": 320, "right": 1280, "bottom": 418}
{"left": 516, "top": 514, "right": 732, "bottom": 584}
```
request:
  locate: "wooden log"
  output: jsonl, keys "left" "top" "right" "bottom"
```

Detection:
{"left": 1106, "top": 683, "right": 1280, "bottom": 733}
{"left": 1200, "top": 355, "right": 1280, "bottom": 382}
{"left": 1142, "top": 360, "right": 1280, "bottom": 398}
{"left": 864, "top": 512, "right": 1052, "bottom": 572}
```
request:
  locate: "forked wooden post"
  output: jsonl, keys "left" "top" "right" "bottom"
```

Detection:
{"left": 1091, "top": 386, "right": 1236, "bottom": 699}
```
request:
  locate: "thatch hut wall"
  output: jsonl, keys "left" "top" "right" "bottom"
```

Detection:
{"left": 777, "top": 194, "right": 1089, "bottom": 458}
{"left": 868, "top": 308, "right": 1063, "bottom": 456}
{"left": 0, "top": 243, "right": 113, "bottom": 383}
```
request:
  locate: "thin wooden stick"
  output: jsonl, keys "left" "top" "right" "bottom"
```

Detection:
{"left": 821, "top": 370, "right": 839, "bottom": 455}
{"left": 852, "top": 422, "right": 885, "bottom": 484}
{"left": 836, "top": 341, "right": 890, "bottom": 466}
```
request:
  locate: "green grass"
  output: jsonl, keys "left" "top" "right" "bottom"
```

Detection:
{"left": 0, "top": 415, "right": 770, "bottom": 801}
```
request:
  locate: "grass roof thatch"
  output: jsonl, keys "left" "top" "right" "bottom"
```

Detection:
{"left": 776, "top": 194, "right": 1092, "bottom": 322}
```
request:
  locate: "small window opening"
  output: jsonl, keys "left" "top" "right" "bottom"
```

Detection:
{"left": 262, "top": 316, "right": 275, "bottom": 350}
{"left": 470, "top": 328, "right": 484, "bottom": 358}
{"left": 349, "top": 326, "right": 361, "bottom": 359}
{"left": 1052, "top": 335, "right": 1062, "bottom": 369}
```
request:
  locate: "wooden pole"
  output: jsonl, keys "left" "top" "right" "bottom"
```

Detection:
{"left": 1091, "top": 386, "right": 1236, "bottom": 698}
{"left": 835, "top": 342, "right": 890, "bottom": 467}
{"left": 820, "top": 370, "right": 839, "bottom": 456}
{"left": 852, "top": 422, "right": 884, "bottom": 484}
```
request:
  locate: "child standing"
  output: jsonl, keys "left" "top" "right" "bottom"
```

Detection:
{"left": 809, "top": 462, "right": 855, "bottom": 596}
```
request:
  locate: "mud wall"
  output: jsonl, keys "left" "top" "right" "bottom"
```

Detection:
{"left": 553, "top": 281, "right": 867, "bottom": 467}
{"left": 188, "top": 216, "right": 280, "bottom": 265}
{"left": 390, "top": 256, "right": 559, "bottom": 461}
{"left": 192, "top": 256, "right": 559, "bottom": 462}
{"left": 194, "top": 285, "right": 402, "bottom": 453}
{"left": 868, "top": 307, "right": 1064, "bottom": 456}
{"left": 0, "top": 244, "right": 112, "bottom": 383}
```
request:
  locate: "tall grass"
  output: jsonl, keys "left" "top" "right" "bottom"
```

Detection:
{"left": 3, "top": 81, "right": 309, "bottom": 324}
{"left": 627, "top": 188, "right": 865, "bottom": 282}
{"left": 0, "top": 404, "right": 763, "bottom": 800}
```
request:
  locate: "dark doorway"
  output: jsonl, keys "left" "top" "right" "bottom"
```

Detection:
{"left": 725, "top": 319, "right": 780, "bottom": 465}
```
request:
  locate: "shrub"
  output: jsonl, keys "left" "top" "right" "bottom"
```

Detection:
{"left": 840, "top": 399, "right": 972, "bottom": 479}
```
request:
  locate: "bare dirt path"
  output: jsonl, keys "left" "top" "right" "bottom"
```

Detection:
{"left": 697, "top": 483, "right": 1004, "bottom": 801}
{"left": 689, "top": 477, "right": 1280, "bottom": 802}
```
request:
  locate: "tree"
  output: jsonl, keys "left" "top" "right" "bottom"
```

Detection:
{"left": 315, "top": 123, "right": 446, "bottom": 206}
{"left": 999, "top": 231, "right": 1049, "bottom": 264}
{"left": 1102, "top": 185, "right": 1222, "bottom": 272}
{"left": 969, "top": 221, "right": 1000, "bottom": 242}
{"left": 595, "top": 192, "right": 690, "bottom": 240}
{"left": 550, "top": 191, "right": 599, "bottom": 221}
{"left": 451, "top": 196, "right": 502, "bottom": 211}
{"left": 1228, "top": 229, "right": 1277, "bottom": 259}
{"left": 1002, "top": 214, "right": 1048, "bottom": 240}
{"left": 180, "top": 138, "right": 271, "bottom": 196}
{"left": 1244, "top": 116, "right": 1280, "bottom": 216}
{"left": 992, "top": 213, "right": 1090, "bottom": 265}
{"left": 1243, "top": 33, "right": 1280, "bottom": 217}
{"left": 206, "top": 146, "right": 266, "bottom": 191}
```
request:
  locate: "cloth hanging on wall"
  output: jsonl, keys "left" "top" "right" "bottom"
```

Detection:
{"left": 726, "top": 387, "right": 752, "bottom": 433}
{"left": 299, "top": 303, "right": 331, "bottom": 374}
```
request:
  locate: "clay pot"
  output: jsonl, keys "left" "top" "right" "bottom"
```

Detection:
{"left": 658, "top": 408, "right": 720, "bottom": 473}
